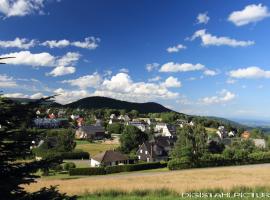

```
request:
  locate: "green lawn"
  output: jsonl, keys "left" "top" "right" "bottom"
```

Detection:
{"left": 75, "top": 141, "right": 119, "bottom": 156}
{"left": 205, "top": 127, "right": 218, "bottom": 136}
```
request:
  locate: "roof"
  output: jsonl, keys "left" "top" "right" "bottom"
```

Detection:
{"left": 92, "top": 150, "right": 129, "bottom": 163}
{"left": 78, "top": 125, "right": 105, "bottom": 133}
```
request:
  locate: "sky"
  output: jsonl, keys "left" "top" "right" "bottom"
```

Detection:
{"left": 0, "top": 0, "right": 270, "bottom": 120}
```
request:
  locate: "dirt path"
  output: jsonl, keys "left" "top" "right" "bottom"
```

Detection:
{"left": 25, "top": 164, "right": 270, "bottom": 195}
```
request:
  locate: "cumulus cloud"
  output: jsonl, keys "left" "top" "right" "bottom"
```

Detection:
{"left": 0, "top": 37, "right": 36, "bottom": 49}
{"left": 228, "top": 4, "right": 270, "bottom": 26}
{"left": 53, "top": 88, "right": 90, "bottom": 104}
{"left": 159, "top": 62, "right": 205, "bottom": 72}
{"left": 62, "top": 72, "right": 102, "bottom": 89}
{"left": 3, "top": 92, "right": 44, "bottom": 99}
{"left": 229, "top": 66, "right": 270, "bottom": 79}
{"left": 166, "top": 44, "right": 186, "bottom": 53}
{"left": 0, "top": 51, "right": 55, "bottom": 67}
{"left": 0, "top": 74, "right": 17, "bottom": 87}
{"left": 190, "top": 29, "right": 254, "bottom": 47}
{"left": 119, "top": 68, "right": 129, "bottom": 73}
{"left": 41, "top": 37, "right": 100, "bottom": 49}
{"left": 200, "top": 90, "right": 236, "bottom": 104}
{"left": 60, "top": 72, "right": 179, "bottom": 103}
{"left": 203, "top": 69, "right": 218, "bottom": 76}
{"left": 197, "top": 12, "right": 210, "bottom": 24}
{"left": 47, "top": 66, "right": 76, "bottom": 77}
{"left": 146, "top": 63, "right": 159, "bottom": 72}
{"left": 162, "top": 76, "right": 181, "bottom": 88}
{"left": 148, "top": 76, "right": 161, "bottom": 82}
{"left": 0, "top": 0, "right": 44, "bottom": 18}
{"left": 0, "top": 51, "right": 80, "bottom": 76}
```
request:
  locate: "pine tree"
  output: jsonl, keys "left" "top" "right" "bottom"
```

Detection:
{"left": 0, "top": 96, "right": 74, "bottom": 199}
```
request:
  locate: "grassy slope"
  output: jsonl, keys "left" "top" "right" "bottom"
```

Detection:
{"left": 75, "top": 141, "right": 119, "bottom": 156}
{"left": 24, "top": 164, "right": 270, "bottom": 196}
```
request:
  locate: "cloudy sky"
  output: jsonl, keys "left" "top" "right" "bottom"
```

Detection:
{"left": 1, "top": 0, "right": 270, "bottom": 120}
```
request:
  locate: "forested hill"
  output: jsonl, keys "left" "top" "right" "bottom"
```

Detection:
{"left": 63, "top": 96, "right": 172, "bottom": 114}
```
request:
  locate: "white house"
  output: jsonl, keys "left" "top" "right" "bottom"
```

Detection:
{"left": 127, "top": 121, "right": 147, "bottom": 132}
{"left": 155, "top": 123, "right": 176, "bottom": 137}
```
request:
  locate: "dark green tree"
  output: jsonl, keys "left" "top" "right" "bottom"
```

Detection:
{"left": 120, "top": 125, "right": 148, "bottom": 154}
{"left": 0, "top": 96, "right": 74, "bottom": 199}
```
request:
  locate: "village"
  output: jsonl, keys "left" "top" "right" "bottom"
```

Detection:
{"left": 32, "top": 107, "right": 267, "bottom": 171}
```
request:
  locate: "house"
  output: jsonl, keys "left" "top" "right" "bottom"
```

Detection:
{"left": 57, "top": 110, "right": 66, "bottom": 118}
{"left": 155, "top": 123, "right": 176, "bottom": 137}
{"left": 241, "top": 131, "right": 251, "bottom": 139}
{"left": 176, "top": 119, "right": 188, "bottom": 128}
{"left": 110, "top": 114, "right": 117, "bottom": 119}
{"left": 216, "top": 126, "right": 228, "bottom": 139}
{"left": 118, "top": 115, "right": 131, "bottom": 122}
{"left": 34, "top": 118, "right": 69, "bottom": 128}
{"left": 76, "top": 117, "right": 85, "bottom": 127}
{"left": 137, "top": 136, "right": 176, "bottom": 162}
{"left": 75, "top": 125, "right": 105, "bottom": 140}
{"left": 108, "top": 118, "right": 120, "bottom": 124}
{"left": 70, "top": 114, "right": 80, "bottom": 120}
{"left": 90, "top": 150, "right": 130, "bottom": 167}
{"left": 252, "top": 139, "right": 266, "bottom": 149}
{"left": 127, "top": 121, "right": 147, "bottom": 132}
{"left": 48, "top": 113, "right": 56, "bottom": 119}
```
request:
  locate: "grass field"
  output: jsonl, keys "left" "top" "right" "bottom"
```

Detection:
{"left": 75, "top": 140, "right": 119, "bottom": 156}
{"left": 24, "top": 164, "right": 270, "bottom": 196}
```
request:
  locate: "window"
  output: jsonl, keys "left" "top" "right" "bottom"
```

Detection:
{"left": 140, "top": 149, "right": 142, "bottom": 153}
{"left": 138, "top": 155, "right": 141, "bottom": 159}
{"left": 145, "top": 151, "right": 148, "bottom": 154}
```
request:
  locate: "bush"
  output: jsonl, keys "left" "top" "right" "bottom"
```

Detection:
{"left": 60, "top": 151, "right": 89, "bottom": 159}
{"left": 168, "top": 158, "right": 191, "bottom": 170}
{"left": 52, "top": 164, "right": 63, "bottom": 172}
{"left": 69, "top": 167, "right": 106, "bottom": 176}
{"left": 63, "top": 162, "right": 76, "bottom": 171}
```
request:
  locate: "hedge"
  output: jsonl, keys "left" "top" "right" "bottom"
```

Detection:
{"left": 60, "top": 151, "right": 90, "bottom": 159}
{"left": 168, "top": 151, "right": 270, "bottom": 170}
{"left": 69, "top": 162, "right": 167, "bottom": 176}
{"left": 69, "top": 167, "right": 106, "bottom": 176}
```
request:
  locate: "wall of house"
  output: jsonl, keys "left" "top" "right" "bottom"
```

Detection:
{"left": 90, "top": 159, "right": 101, "bottom": 167}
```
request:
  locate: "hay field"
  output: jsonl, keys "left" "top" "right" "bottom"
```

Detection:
{"left": 25, "top": 164, "right": 270, "bottom": 195}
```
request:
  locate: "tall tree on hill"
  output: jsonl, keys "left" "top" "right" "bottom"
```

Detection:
{"left": 0, "top": 96, "right": 74, "bottom": 199}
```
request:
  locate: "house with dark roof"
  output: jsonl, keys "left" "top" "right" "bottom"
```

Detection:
{"left": 75, "top": 125, "right": 105, "bottom": 140}
{"left": 90, "top": 150, "right": 130, "bottom": 167}
{"left": 155, "top": 123, "right": 176, "bottom": 137}
{"left": 137, "top": 136, "right": 176, "bottom": 162}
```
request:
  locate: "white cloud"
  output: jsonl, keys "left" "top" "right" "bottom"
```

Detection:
{"left": 146, "top": 63, "right": 159, "bottom": 72}
{"left": 71, "top": 37, "right": 100, "bottom": 49}
{"left": 162, "top": 76, "right": 181, "bottom": 88}
{"left": 62, "top": 72, "right": 102, "bottom": 89}
{"left": 229, "top": 66, "right": 270, "bottom": 79}
{"left": 200, "top": 90, "right": 236, "bottom": 104}
{"left": 197, "top": 12, "right": 210, "bottom": 24}
{"left": 148, "top": 76, "right": 161, "bottom": 82}
{"left": 0, "top": 37, "right": 36, "bottom": 49}
{"left": 0, "top": 74, "right": 17, "bottom": 87}
{"left": 119, "top": 68, "right": 129, "bottom": 73}
{"left": 47, "top": 66, "right": 76, "bottom": 77}
{"left": 60, "top": 72, "right": 179, "bottom": 103}
{"left": 203, "top": 69, "right": 218, "bottom": 76}
{"left": 3, "top": 92, "right": 44, "bottom": 99}
{"left": 159, "top": 62, "right": 205, "bottom": 72}
{"left": 0, "top": 0, "right": 44, "bottom": 18}
{"left": 190, "top": 29, "right": 254, "bottom": 47}
{"left": 56, "top": 52, "right": 80, "bottom": 66}
{"left": 166, "top": 44, "right": 186, "bottom": 53}
{"left": 41, "top": 37, "right": 100, "bottom": 49}
{"left": 0, "top": 51, "right": 55, "bottom": 67}
{"left": 226, "top": 78, "right": 237, "bottom": 84}
{"left": 228, "top": 4, "right": 270, "bottom": 26}
{"left": 41, "top": 39, "right": 70, "bottom": 48}
{"left": 53, "top": 88, "right": 90, "bottom": 104}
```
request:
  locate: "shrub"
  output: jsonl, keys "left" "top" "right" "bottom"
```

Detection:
{"left": 69, "top": 167, "right": 106, "bottom": 176}
{"left": 63, "top": 162, "right": 76, "bottom": 171}
{"left": 168, "top": 158, "right": 191, "bottom": 170}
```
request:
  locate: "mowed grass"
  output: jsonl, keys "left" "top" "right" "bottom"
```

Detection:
{"left": 75, "top": 140, "right": 119, "bottom": 156}
{"left": 24, "top": 164, "right": 270, "bottom": 196}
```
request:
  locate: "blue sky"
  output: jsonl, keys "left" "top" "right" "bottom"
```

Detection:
{"left": 1, "top": 0, "right": 270, "bottom": 120}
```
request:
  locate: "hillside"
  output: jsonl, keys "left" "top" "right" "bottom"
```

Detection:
{"left": 63, "top": 96, "right": 172, "bottom": 114}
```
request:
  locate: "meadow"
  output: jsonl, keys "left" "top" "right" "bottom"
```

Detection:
{"left": 25, "top": 163, "right": 270, "bottom": 196}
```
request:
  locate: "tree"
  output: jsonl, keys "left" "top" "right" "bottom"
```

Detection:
{"left": 120, "top": 125, "right": 148, "bottom": 154}
{"left": 0, "top": 96, "right": 74, "bottom": 199}
{"left": 107, "top": 123, "right": 123, "bottom": 135}
{"left": 250, "top": 128, "right": 265, "bottom": 139}
{"left": 169, "top": 125, "right": 208, "bottom": 167}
